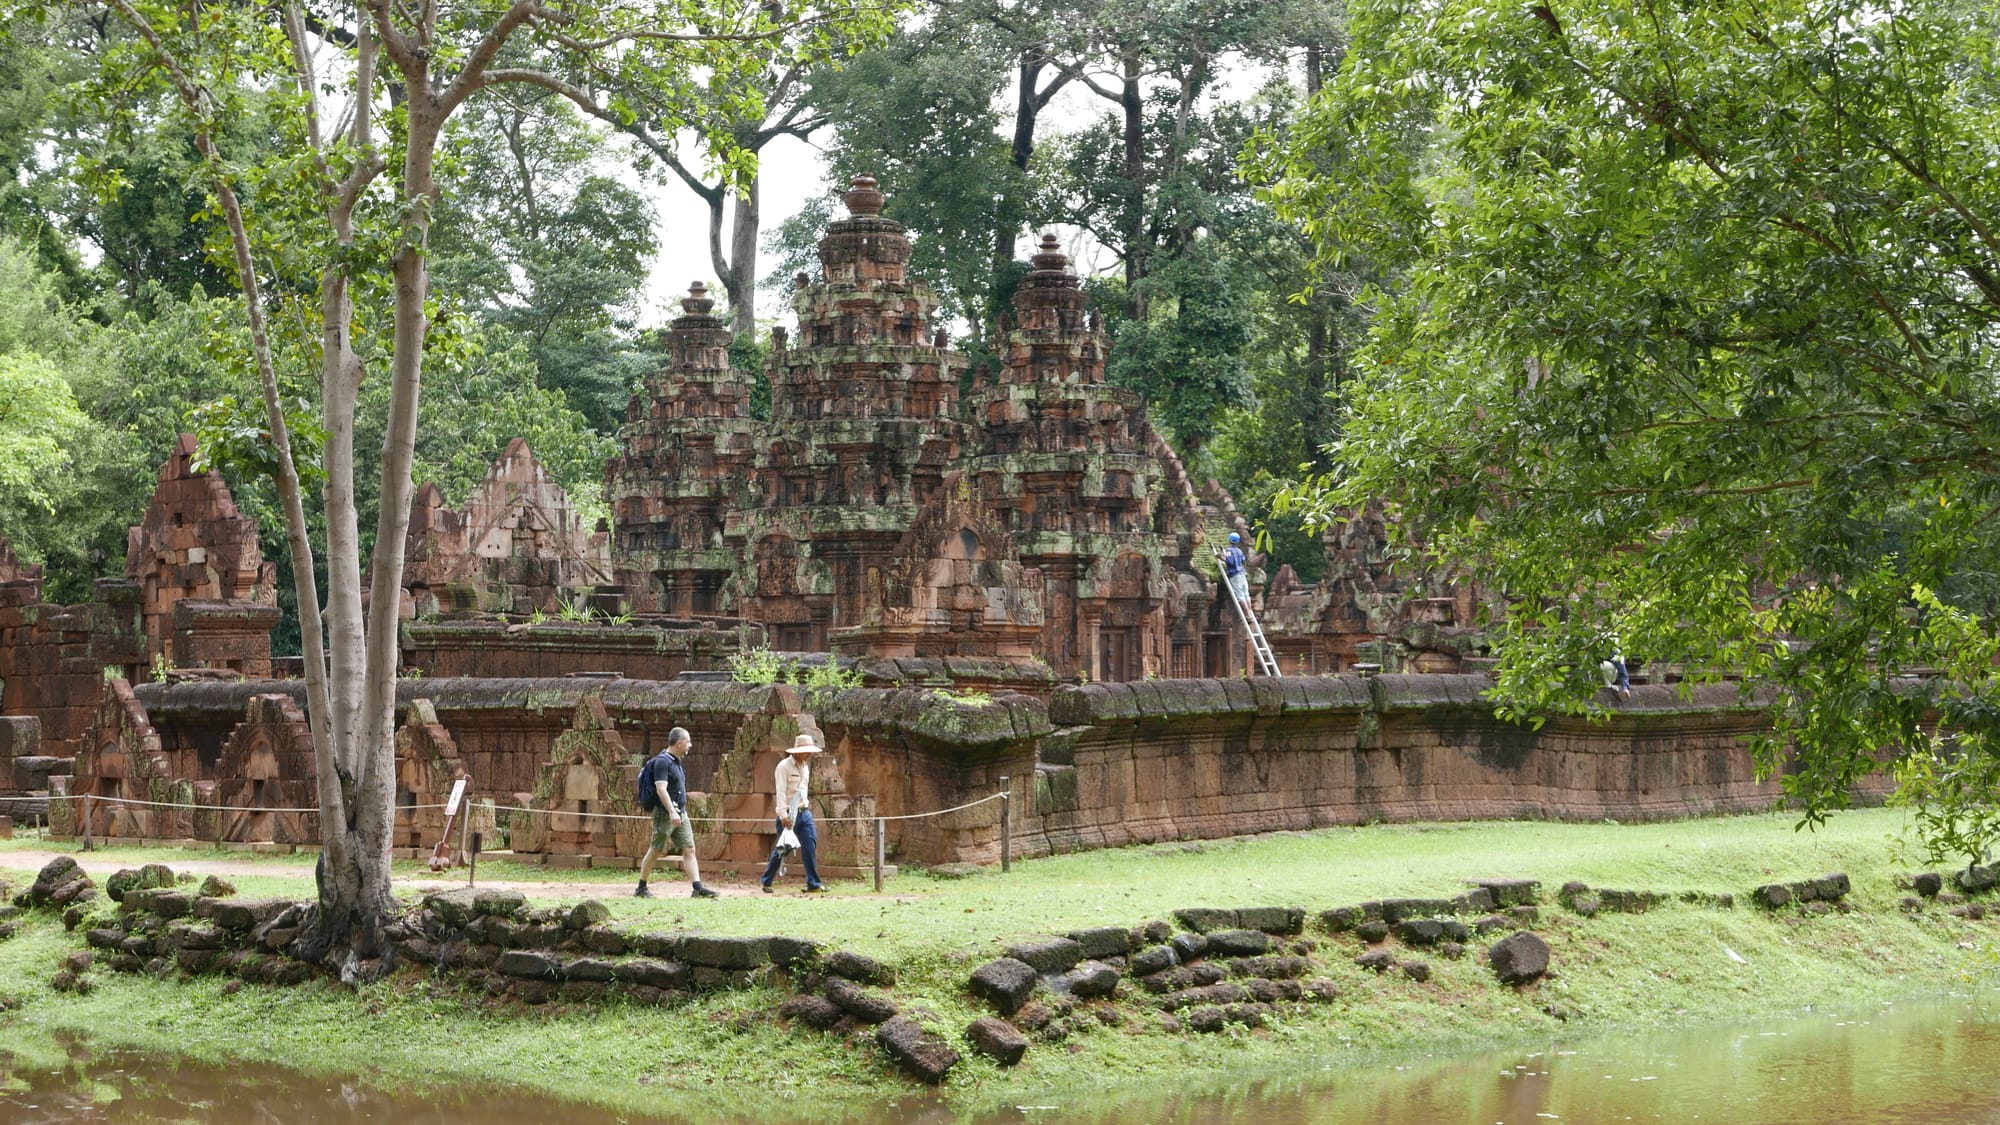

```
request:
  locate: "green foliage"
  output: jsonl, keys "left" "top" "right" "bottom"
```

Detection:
{"left": 0, "top": 351, "right": 86, "bottom": 511}
{"left": 727, "top": 647, "right": 862, "bottom": 705}
{"left": 1257, "top": 0, "right": 2000, "bottom": 855}
{"left": 798, "top": 657, "right": 863, "bottom": 705}
{"left": 0, "top": 238, "right": 101, "bottom": 569}
{"left": 430, "top": 95, "right": 662, "bottom": 431}
{"left": 1098, "top": 247, "right": 1252, "bottom": 456}
{"left": 188, "top": 394, "right": 326, "bottom": 493}
{"left": 408, "top": 326, "right": 619, "bottom": 529}
{"left": 786, "top": 30, "right": 1032, "bottom": 331}
{"left": 728, "top": 645, "right": 787, "bottom": 685}
{"left": 730, "top": 331, "right": 771, "bottom": 423}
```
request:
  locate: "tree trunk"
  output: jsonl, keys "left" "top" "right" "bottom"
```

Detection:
{"left": 1120, "top": 51, "right": 1147, "bottom": 320}
{"left": 724, "top": 175, "right": 759, "bottom": 337}
{"left": 998, "top": 52, "right": 1047, "bottom": 269}
{"left": 298, "top": 102, "right": 438, "bottom": 982}
{"left": 207, "top": 169, "right": 335, "bottom": 771}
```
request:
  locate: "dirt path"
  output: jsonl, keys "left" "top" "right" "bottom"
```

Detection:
{"left": 0, "top": 849, "right": 799, "bottom": 900}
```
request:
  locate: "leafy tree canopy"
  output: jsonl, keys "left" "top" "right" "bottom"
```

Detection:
{"left": 0, "top": 353, "right": 86, "bottom": 512}
{"left": 1255, "top": 0, "right": 2000, "bottom": 862}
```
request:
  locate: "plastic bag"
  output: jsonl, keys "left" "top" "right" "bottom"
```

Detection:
{"left": 776, "top": 826, "right": 800, "bottom": 852}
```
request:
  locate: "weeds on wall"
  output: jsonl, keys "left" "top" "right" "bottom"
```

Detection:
{"left": 727, "top": 647, "right": 864, "bottom": 707}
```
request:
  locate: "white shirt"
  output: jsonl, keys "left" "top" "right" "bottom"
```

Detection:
{"left": 775, "top": 755, "right": 811, "bottom": 818}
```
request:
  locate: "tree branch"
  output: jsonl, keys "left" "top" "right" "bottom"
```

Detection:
{"left": 439, "top": 0, "right": 539, "bottom": 114}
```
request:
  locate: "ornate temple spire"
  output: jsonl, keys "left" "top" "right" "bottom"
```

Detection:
{"left": 1001, "top": 231, "right": 1104, "bottom": 385}
{"left": 814, "top": 173, "right": 913, "bottom": 288}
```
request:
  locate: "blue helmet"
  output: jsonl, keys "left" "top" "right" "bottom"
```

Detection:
{"left": 1227, "top": 532, "right": 1241, "bottom": 544}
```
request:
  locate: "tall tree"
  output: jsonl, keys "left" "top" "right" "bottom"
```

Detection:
{"left": 786, "top": 25, "right": 1029, "bottom": 334}
{"left": 605, "top": 55, "right": 827, "bottom": 337}
{"left": 430, "top": 91, "right": 660, "bottom": 430}
{"left": 73, "top": 0, "right": 892, "bottom": 978}
{"left": 1255, "top": 0, "right": 2000, "bottom": 863}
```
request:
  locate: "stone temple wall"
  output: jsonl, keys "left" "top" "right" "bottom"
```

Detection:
{"left": 1011, "top": 676, "right": 1875, "bottom": 861}
{"left": 125, "top": 434, "right": 277, "bottom": 665}
{"left": 400, "top": 617, "right": 754, "bottom": 682}
{"left": 114, "top": 674, "right": 1877, "bottom": 867}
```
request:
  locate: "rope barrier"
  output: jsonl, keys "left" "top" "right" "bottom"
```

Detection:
{"left": 63, "top": 793, "right": 451, "bottom": 815}
{"left": 59, "top": 790, "right": 1005, "bottom": 826}
{"left": 487, "top": 790, "right": 1004, "bottom": 827}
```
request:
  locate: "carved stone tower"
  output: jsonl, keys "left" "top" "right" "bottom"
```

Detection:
{"left": 967, "top": 234, "right": 1211, "bottom": 680}
{"left": 607, "top": 282, "right": 761, "bottom": 615}
{"left": 735, "top": 175, "right": 967, "bottom": 648}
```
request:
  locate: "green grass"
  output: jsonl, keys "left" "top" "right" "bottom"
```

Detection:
{"left": 1, "top": 808, "right": 1996, "bottom": 1119}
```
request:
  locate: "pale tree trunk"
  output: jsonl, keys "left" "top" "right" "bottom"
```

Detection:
{"left": 289, "top": 5, "right": 401, "bottom": 977}
{"left": 112, "top": 0, "right": 394, "bottom": 975}
{"left": 702, "top": 171, "right": 760, "bottom": 337}
{"left": 300, "top": 4, "right": 459, "bottom": 971}
{"left": 211, "top": 180, "right": 334, "bottom": 754}
{"left": 126, "top": 0, "right": 836, "bottom": 979}
{"left": 724, "top": 177, "right": 759, "bottom": 338}
{"left": 108, "top": 0, "right": 339, "bottom": 806}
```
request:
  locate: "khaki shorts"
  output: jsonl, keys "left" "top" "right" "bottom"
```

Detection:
{"left": 651, "top": 805, "right": 695, "bottom": 852}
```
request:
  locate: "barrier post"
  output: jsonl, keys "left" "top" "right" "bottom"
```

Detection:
{"left": 81, "top": 794, "right": 94, "bottom": 852}
{"left": 873, "top": 817, "right": 885, "bottom": 894}
{"left": 998, "top": 775, "right": 1011, "bottom": 873}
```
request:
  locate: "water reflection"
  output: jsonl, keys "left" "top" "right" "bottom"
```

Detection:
{"left": 5, "top": 998, "right": 1998, "bottom": 1124}
{"left": 1011, "top": 996, "right": 2000, "bottom": 1125}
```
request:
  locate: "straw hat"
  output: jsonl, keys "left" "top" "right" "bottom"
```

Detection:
{"left": 790, "top": 734, "right": 824, "bottom": 753}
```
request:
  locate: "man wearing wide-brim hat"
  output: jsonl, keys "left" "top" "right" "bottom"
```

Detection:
{"left": 761, "top": 732, "right": 827, "bottom": 893}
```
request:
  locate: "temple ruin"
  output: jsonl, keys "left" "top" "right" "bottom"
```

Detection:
{"left": 0, "top": 176, "right": 1676, "bottom": 870}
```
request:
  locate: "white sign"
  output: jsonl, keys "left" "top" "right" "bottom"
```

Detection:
{"left": 445, "top": 777, "right": 468, "bottom": 817}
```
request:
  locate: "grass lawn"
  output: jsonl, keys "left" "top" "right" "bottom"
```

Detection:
{"left": 1, "top": 807, "right": 1994, "bottom": 1119}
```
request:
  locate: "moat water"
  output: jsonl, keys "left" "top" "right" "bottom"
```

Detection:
{"left": 3, "top": 995, "right": 1997, "bottom": 1123}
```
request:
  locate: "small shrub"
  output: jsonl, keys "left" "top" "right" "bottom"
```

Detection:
{"left": 729, "top": 646, "right": 786, "bottom": 685}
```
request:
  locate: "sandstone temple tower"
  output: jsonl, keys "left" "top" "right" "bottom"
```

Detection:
{"left": 969, "top": 234, "right": 1214, "bottom": 680}
{"left": 608, "top": 177, "right": 1226, "bottom": 681}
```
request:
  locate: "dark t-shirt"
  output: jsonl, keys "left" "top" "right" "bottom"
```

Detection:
{"left": 638, "top": 750, "right": 688, "bottom": 814}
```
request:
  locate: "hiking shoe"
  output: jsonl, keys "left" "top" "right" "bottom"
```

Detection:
{"left": 633, "top": 884, "right": 654, "bottom": 899}
{"left": 691, "top": 884, "right": 720, "bottom": 899}
{"left": 802, "top": 885, "right": 827, "bottom": 894}
{"left": 760, "top": 883, "right": 774, "bottom": 894}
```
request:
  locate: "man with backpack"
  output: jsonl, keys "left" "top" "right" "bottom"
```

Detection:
{"left": 635, "top": 726, "right": 718, "bottom": 898}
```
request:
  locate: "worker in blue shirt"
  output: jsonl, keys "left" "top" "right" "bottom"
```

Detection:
{"left": 1222, "top": 532, "right": 1250, "bottom": 605}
